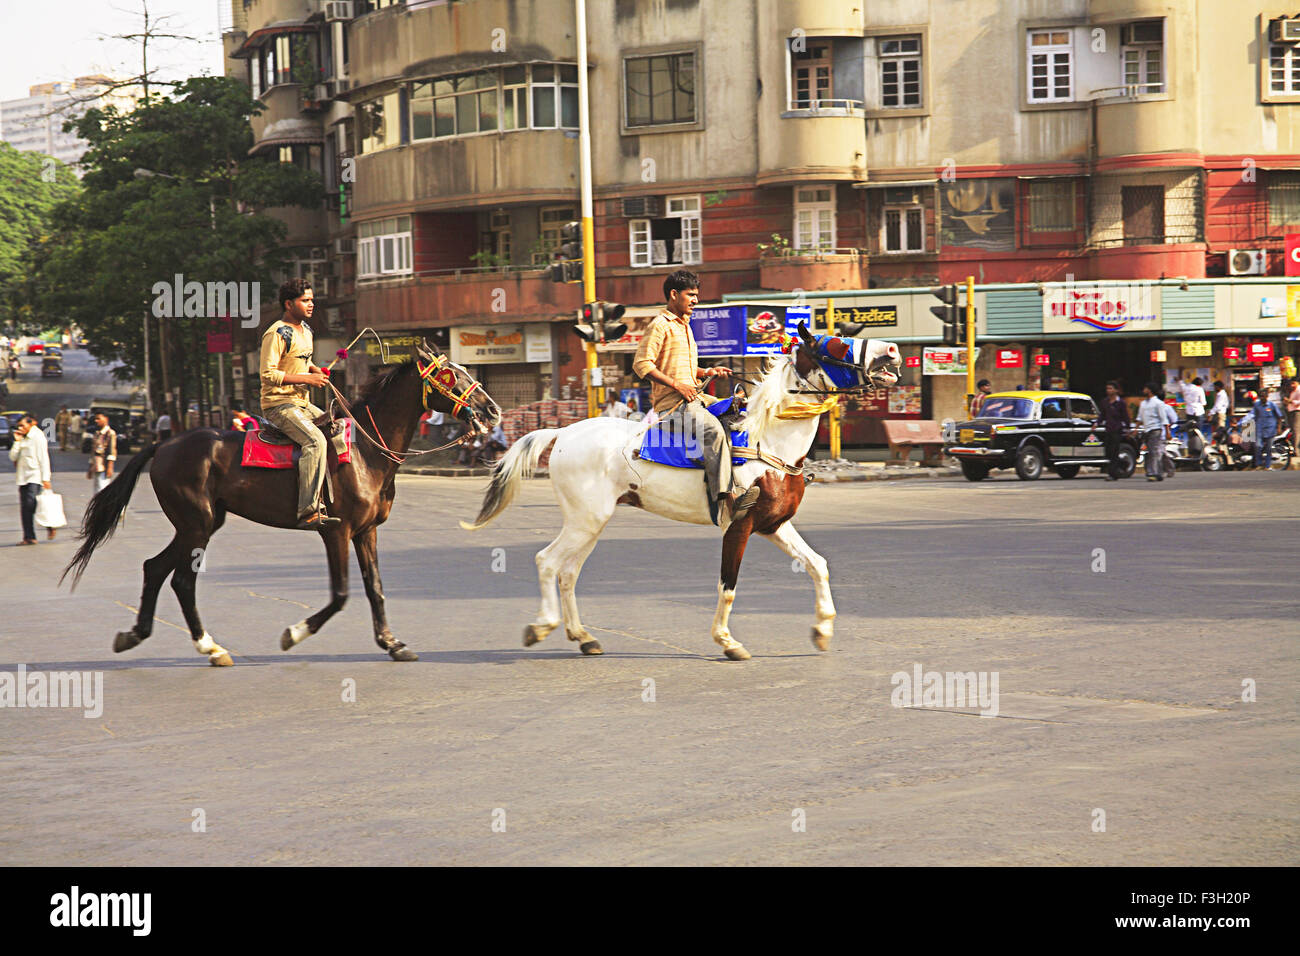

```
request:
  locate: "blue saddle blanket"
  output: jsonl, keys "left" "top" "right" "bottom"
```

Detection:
{"left": 636, "top": 397, "right": 749, "bottom": 469}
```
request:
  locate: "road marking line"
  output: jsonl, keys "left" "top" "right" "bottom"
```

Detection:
{"left": 113, "top": 600, "right": 243, "bottom": 657}
{"left": 246, "top": 589, "right": 311, "bottom": 610}
{"left": 586, "top": 624, "right": 704, "bottom": 658}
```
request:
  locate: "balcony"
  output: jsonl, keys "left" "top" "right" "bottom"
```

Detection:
{"left": 352, "top": 133, "right": 579, "bottom": 215}
{"left": 759, "top": 249, "right": 867, "bottom": 291}
{"left": 250, "top": 85, "right": 324, "bottom": 151}
{"left": 355, "top": 266, "right": 584, "bottom": 331}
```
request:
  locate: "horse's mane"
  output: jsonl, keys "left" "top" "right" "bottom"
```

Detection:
{"left": 742, "top": 357, "right": 798, "bottom": 444}
{"left": 351, "top": 358, "right": 419, "bottom": 416}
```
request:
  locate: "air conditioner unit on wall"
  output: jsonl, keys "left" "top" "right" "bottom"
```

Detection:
{"left": 1228, "top": 249, "right": 1267, "bottom": 276}
{"left": 1272, "top": 18, "right": 1300, "bottom": 43}
{"left": 333, "top": 237, "right": 355, "bottom": 255}
{"left": 622, "top": 196, "right": 664, "bottom": 218}
{"left": 1120, "top": 20, "right": 1163, "bottom": 45}
{"left": 325, "top": 1, "right": 356, "bottom": 22}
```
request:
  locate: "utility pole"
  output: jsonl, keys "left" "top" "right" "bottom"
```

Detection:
{"left": 965, "top": 274, "right": 976, "bottom": 412}
{"left": 826, "top": 298, "right": 841, "bottom": 460}
{"left": 575, "top": 0, "right": 600, "bottom": 418}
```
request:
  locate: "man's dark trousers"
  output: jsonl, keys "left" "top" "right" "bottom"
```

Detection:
{"left": 18, "top": 482, "right": 39, "bottom": 540}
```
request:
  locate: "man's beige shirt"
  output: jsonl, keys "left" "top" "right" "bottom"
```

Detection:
{"left": 633, "top": 310, "right": 700, "bottom": 413}
{"left": 260, "top": 319, "right": 315, "bottom": 410}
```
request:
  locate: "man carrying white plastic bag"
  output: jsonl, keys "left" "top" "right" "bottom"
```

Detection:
{"left": 7, "top": 415, "right": 56, "bottom": 544}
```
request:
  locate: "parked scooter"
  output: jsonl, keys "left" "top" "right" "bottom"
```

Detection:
{"left": 1135, "top": 418, "right": 1212, "bottom": 476}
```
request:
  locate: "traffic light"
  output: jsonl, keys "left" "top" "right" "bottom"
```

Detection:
{"left": 930, "top": 284, "right": 964, "bottom": 346}
{"left": 550, "top": 221, "right": 584, "bottom": 283}
{"left": 573, "top": 301, "right": 627, "bottom": 343}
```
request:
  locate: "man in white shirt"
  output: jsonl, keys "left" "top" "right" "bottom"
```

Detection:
{"left": 8, "top": 415, "right": 52, "bottom": 544}
{"left": 1210, "top": 380, "right": 1230, "bottom": 432}
{"left": 1137, "top": 383, "right": 1174, "bottom": 482}
{"left": 1181, "top": 377, "right": 1207, "bottom": 428}
{"left": 155, "top": 412, "right": 173, "bottom": 442}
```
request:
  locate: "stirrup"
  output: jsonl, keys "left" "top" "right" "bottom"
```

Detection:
{"left": 295, "top": 508, "right": 340, "bottom": 531}
{"left": 729, "top": 484, "right": 761, "bottom": 522}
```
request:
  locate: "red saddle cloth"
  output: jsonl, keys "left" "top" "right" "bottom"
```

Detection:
{"left": 241, "top": 418, "right": 353, "bottom": 469}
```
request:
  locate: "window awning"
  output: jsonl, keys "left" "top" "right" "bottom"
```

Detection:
{"left": 248, "top": 127, "right": 325, "bottom": 156}
{"left": 231, "top": 21, "right": 317, "bottom": 59}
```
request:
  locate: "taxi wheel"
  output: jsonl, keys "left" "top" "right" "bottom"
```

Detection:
{"left": 959, "top": 460, "right": 990, "bottom": 481}
{"left": 1054, "top": 464, "right": 1080, "bottom": 479}
{"left": 1015, "top": 445, "right": 1044, "bottom": 481}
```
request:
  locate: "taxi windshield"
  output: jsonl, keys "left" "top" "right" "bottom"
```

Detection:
{"left": 978, "top": 397, "right": 1034, "bottom": 419}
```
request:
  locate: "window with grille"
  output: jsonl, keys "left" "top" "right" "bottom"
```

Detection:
{"left": 1268, "top": 174, "right": 1300, "bottom": 225}
{"left": 629, "top": 195, "right": 701, "bottom": 267}
{"left": 879, "top": 36, "right": 922, "bottom": 108}
{"left": 1029, "top": 181, "right": 1075, "bottom": 231}
{"left": 882, "top": 205, "right": 924, "bottom": 253}
{"left": 794, "top": 186, "right": 836, "bottom": 250}
{"left": 1121, "top": 186, "right": 1164, "bottom": 245}
{"left": 1027, "top": 30, "right": 1072, "bottom": 102}
{"left": 625, "top": 52, "right": 696, "bottom": 127}
{"left": 1270, "top": 43, "right": 1300, "bottom": 93}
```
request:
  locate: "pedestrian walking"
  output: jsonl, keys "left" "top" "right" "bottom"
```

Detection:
{"left": 1210, "top": 380, "right": 1229, "bottom": 432}
{"left": 54, "top": 406, "right": 71, "bottom": 451}
{"left": 87, "top": 412, "right": 117, "bottom": 495}
{"left": 1247, "top": 389, "right": 1284, "bottom": 470}
{"left": 1283, "top": 378, "right": 1300, "bottom": 462}
{"left": 155, "top": 411, "right": 172, "bottom": 443}
{"left": 8, "top": 415, "right": 52, "bottom": 544}
{"left": 969, "top": 379, "right": 993, "bottom": 419}
{"left": 1181, "top": 377, "right": 1206, "bottom": 429}
{"left": 1138, "top": 383, "right": 1172, "bottom": 482}
{"left": 1090, "top": 380, "right": 1130, "bottom": 481}
{"left": 68, "top": 409, "right": 83, "bottom": 450}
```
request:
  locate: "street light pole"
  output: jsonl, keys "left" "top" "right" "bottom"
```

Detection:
{"left": 575, "top": 0, "right": 600, "bottom": 418}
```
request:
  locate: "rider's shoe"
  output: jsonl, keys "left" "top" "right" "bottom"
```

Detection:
{"left": 294, "top": 508, "right": 341, "bottom": 531}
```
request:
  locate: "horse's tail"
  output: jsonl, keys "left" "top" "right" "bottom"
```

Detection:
{"left": 60, "top": 442, "right": 159, "bottom": 590}
{"left": 460, "top": 428, "right": 560, "bottom": 531}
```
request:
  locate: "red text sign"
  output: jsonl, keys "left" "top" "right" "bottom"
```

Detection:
{"left": 1286, "top": 234, "right": 1300, "bottom": 276}
{"left": 1248, "top": 342, "right": 1275, "bottom": 362}
{"left": 1034, "top": 354, "right": 1051, "bottom": 366}
{"left": 996, "top": 348, "right": 1023, "bottom": 368}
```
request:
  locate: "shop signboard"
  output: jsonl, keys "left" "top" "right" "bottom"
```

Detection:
{"left": 1287, "top": 287, "right": 1300, "bottom": 328}
{"left": 1034, "top": 353, "right": 1051, "bottom": 366}
{"left": 995, "top": 347, "right": 1023, "bottom": 368}
{"left": 811, "top": 304, "right": 898, "bottom": 329}
{"left": 904, "top": 355, "right": 921, "bottom": 368}
{"left": 1286, "top": 234, "right": 1300, "bottom": 276}
{"left": 364, "top": 333, "right": 425, "bottom": 364}
{"left": 923, "top": 347, "right": 978, "bottom": 375}
{"left": 450, "top": 325, "right": 526, "bottom": 365}
{"left": 1180, "top": 340, "right": 1212, "bottom": 357}
{"left": 1042, "top": 282, "right": 1161, "bottom": 334}
{"left": 524, "top": 323, "right": 552, "bottom": 363}
{"left": 1248, "top": 342, "right": 1275, "bottom": 363}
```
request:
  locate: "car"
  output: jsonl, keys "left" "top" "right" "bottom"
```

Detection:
{"left": 945, "top": 390, "right": 1138, "bottom": 481}
{"left": 26, "top": 342, "right": 44, "bottom": 355}
{"left": 0, "top": 416, "right": 10, "bottom": 450}
{"left": 41, "top": 355, "right": 63, "bottom": 377}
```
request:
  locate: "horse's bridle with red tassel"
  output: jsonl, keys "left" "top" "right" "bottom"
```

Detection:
{"left": 416, "top": 352, "right": 483, "bottom": 418}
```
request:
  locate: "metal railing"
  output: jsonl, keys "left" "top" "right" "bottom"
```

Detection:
{"left": 1091, "top": 83, "right": 1165, "bottom": 99}
{"left": 785, "top": 98, "right": 865, "bottom": 113}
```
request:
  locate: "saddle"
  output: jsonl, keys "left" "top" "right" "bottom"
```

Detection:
{"left": 241, "top": 415, "right": 353, "bottom": 470}
{"left": 635, "top": 396, "right": 751, "bottom": 470}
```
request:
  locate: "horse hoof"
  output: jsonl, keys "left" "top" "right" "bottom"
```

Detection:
{"left": 279, "top": 629, "right": 295, "bottom": 651}
{"left": 388, "top": 644, "right": 419, "bottom": 662}
{"left": 113, "top": 629, "right": 142, "bottom": 653}
{"left": 811, "top": 628, "right": 831, "bottom": 652}
{"left": 579, "top": 640, "right": 603, "bottom": 656}
{"left": 523, "top": 624, "right": 551, "bottom": 647}
{"left": 724, "top": 646, "right": 752, "bottom": 661}
{"left": 209, "top": 652, "right": 234, "bottom": 667}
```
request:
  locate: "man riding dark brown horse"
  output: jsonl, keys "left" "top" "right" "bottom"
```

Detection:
{"left": 62, "top": 340, "right": 501, "bottom": 665}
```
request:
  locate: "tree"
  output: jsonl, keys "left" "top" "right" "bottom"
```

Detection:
{"left": 0, "top": 145, "right": 81, "bottom": 332}
{"left": 29, "top": 76, "right": 323, "bottom": 423}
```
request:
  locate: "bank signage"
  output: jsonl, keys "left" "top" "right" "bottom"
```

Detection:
{"left": 1042, "top": 282, "right": 1161, "bottom": 334}
{"left": 690, "top": 306, "right": 746, "bottom": 356}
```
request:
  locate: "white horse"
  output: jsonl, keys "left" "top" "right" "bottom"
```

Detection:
{"left": 462, "top": 325, "right": 901, "bottom": 660}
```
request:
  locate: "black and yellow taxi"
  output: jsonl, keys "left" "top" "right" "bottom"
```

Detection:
{"left": 945, "top": 390, "right": 1137, "bottom": 481}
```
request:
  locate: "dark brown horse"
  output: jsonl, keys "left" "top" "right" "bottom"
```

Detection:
{"left": 62, "top": 341, "right": 500, "bottom": 664}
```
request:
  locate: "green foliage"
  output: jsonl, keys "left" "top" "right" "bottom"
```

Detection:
{"left": 0, "top": 144, "right": 81, "bottom": 331}
{"left": 756, "top": 233, "right": 792, "bottom": 257}
{"left": 26, "top": 76, "right": 324, "bottom": 396}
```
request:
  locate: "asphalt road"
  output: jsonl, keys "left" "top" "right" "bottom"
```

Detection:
{"left": 2, "top": 347, "right": 134, "bottom": 425}
{"left": 1, "top": 450, "right": 1294, "bottom": 865}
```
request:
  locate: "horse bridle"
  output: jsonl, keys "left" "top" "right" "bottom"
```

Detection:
{"left": 781, "top": 335, "right": 898, "bottom": 397}
{"left": 415, "top": 350, "right": 484, "bottom": 421}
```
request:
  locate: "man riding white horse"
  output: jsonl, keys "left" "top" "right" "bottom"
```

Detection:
{"left": 463, "top": 310, "right": 902, "bottom": 661}
{"left": 632, "top": 269, "right": 757, "bottom": 525}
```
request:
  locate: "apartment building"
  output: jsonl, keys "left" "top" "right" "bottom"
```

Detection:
{"left": 224, "top": 0, "right": 1300, "bottom": 426}
{"left": 0, "top": 76, "right": 137, "bottom": 172}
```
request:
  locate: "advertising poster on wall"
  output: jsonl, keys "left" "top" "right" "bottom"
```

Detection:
{"left": 742, "top": 305, "right": 812, "bottom": 355}
{"left": 939, "top": 178, "right": 1016, "bottom": 252}
{"left": 888, "top": 385, "right": 922, "bottom": 414}
{"left": 923, "top": 347, "right": 979, "bottom": 375}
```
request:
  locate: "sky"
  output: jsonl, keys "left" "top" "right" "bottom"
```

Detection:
{"left": 0, "top": 0, "right": 227, "bottom": 101}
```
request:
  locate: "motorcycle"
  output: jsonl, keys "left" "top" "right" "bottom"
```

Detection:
{"left": 1135, "top": 418, "right": 1211, "bottom": 477}
{"left": 1204, "top": 421, "right": 1293, "bottom": 471}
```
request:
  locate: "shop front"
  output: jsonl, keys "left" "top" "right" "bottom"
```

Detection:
{"left": 449, "top": 322, "right": 554, "bottom": 412}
